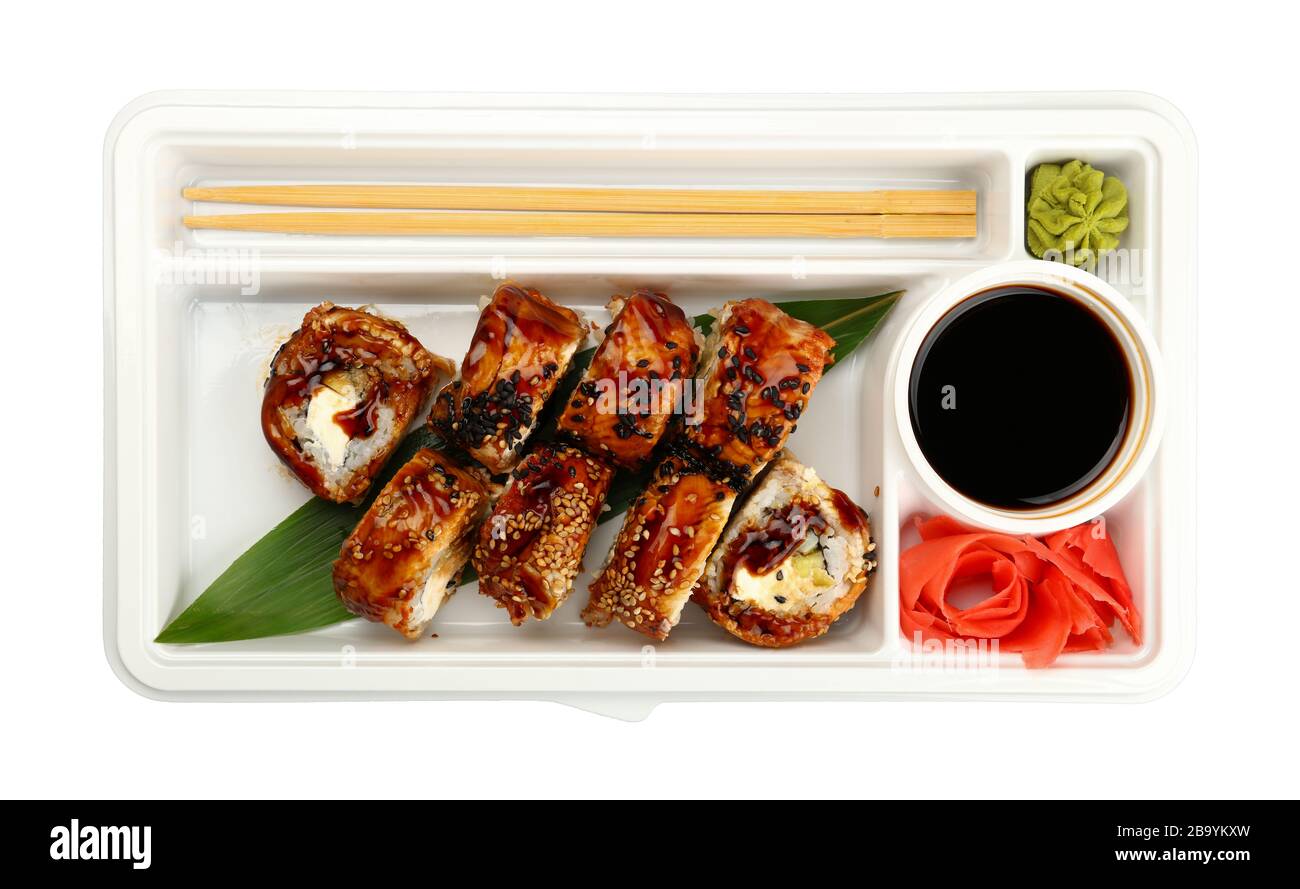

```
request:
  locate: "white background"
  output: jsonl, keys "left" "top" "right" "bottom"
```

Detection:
{"left": 1, "top": 0, "right": 1295, "bottom": 800}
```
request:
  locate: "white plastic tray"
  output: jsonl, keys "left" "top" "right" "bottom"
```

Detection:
{"left": 104, "top": 91, "right": 1197, "bottom": 718}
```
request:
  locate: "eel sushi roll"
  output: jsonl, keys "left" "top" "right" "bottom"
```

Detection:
{"left": 694, "top": 454, "right": 874, "bottom": 648}
{"left": 685, "top": 299, "right": 836, "bottom": 487}
{"left": 473, "top": 444, "right": 614, "bottom": 624}
{"left": 261, "top": 303, "right": 453, "bottom": 503}
{"left": 438, "top": 283, "right": 587, "bottom": 474}
{"left": 583, "top": 450, "right": 738, "bottom": 641}
{"left": 556, "top": 290, "right": 701, "bottom": 470}
{"left": 332, "top": 449, "right": 489, "bottom": 639}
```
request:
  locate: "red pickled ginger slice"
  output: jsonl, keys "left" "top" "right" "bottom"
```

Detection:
{"left": 1044, "top": 522, "right": 1141, "bottom": 644}
{"left": 899, "top": 515, "right": 1142, "bottom": 668}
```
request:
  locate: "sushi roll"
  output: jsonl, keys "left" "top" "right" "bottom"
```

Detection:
{"left": 684, "top": 299, "right": 836, "bottom": 488}
{"left": 261, "top": 303, "right": 453, "bottom": 503}
{"left": 556, "top": 290, "right": 701, "bottom": 470}
{"left": 438, "top": 283, "right": 587, "bottom": 474}
{"left": 332, "top": 448, "right": 490, "bottom": 639}
{"left": 473, "top": 444, "right": 614, "bottom": 624}
{"left": 583, "top": 449, "right": 739, "bottom": 640}
{"left": 693, "top": 454, "right": 874, "bottom": 648}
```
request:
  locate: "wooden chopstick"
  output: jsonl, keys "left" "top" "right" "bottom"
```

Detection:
{"left": 183, "top": 211, "right": 978, "bottom": 239}
{"left": 182, "top": 184, "right": 977, "bottom": 216}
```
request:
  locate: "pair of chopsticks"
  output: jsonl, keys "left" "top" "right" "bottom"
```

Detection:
{"left": 182, "top": 184, "right": 978, "bottom": 239}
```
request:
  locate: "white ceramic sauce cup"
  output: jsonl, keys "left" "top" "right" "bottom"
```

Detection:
{"left": 891, "top": 260, "right": 1165, "bottom": 535}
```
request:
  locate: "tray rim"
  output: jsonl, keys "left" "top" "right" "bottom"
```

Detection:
{"left": 103, "top": 90, "right": 1197, "bottom": 715}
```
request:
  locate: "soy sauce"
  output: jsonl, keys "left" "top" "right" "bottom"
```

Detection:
{"left": 908, "top": 286, "right": 1131, "bottom": 510}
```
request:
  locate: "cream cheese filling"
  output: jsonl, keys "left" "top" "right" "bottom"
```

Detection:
{"left": 306, "top": 373, "right": 362, "bottom": 467}
{"left": 731, "top": 535, "right": 837, "bottom": 617}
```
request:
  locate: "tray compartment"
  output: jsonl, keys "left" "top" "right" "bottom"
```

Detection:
{"left": 890, "top": 471, "right": 1157, "bottom": 669}
{"left": 135, "top": 108, "right": 1013, "bottom": 259}
{"left": 156, "top": 268, "right": 939, "bottom": 670}
{"left": 1021, "top": 141, "right": 1157, "bottom": 307}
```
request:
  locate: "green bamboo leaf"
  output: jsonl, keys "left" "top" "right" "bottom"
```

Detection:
{"left": 156, "top": 426, "right": 445, "bottom": 643}
{"left": 769, "top": 290, "right": 903, "bottom": 364}
{"left": 156, "top": 290, "right": 901, "bottom": 643}
{"left": 154, "top": 501, "right": 354, "bottom": 643}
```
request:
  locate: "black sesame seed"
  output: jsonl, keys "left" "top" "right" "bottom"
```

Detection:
{"left": 666, "top": 341, "right": 678, "bottom": 350}
{"left": 774, "top": 594, "right": 786, "bottom": 603}
{"left": 743, "top": 346, "right": 757, "bottom": 360}
{"left": 796, "top": 362, "right": 811, "bottom": 374}
{"left": 718, "top": 346, "right": 729, "bottom": 359}
{"left": 801, "top": 382, "right": 810, "bottom": 395}
{"left": 733, "top": 324, "right": 750, "bottom": 336}
{"left": 637, "top": 358, "right": 650, "bottom": 368}
{"left": 776, "top": 571, "right": 784, "bottom": 582}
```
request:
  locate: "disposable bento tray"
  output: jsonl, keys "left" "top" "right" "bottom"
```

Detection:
{"left": 104, "top": 91, "right": 1197, "bottom": 717}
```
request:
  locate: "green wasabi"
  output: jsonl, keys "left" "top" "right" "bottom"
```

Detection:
{"left": 1027, "top": 160, "right": 1129, "bottom": 266}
